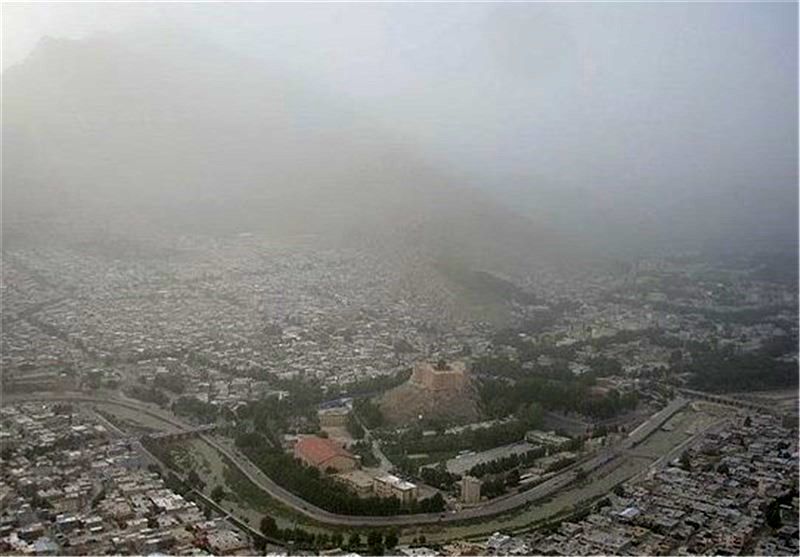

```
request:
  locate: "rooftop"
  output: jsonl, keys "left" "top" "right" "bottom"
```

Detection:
{"left": 294, "top": 436, "right": 355, "bottom": 467}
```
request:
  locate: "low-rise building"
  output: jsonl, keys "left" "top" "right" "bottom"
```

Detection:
{"left": 525, "top": 430, "right": 572, "bottom": 449}
{"left": 293, "top": 436, "right": 358, "bottom": 473}
{"left": 318, "top": 407, "right": 350, "bottom": 428}
{"left": 335, "top": 470, "right": 375, "bottom": 498}
{"left": 373, "top": 474, "right": 418, "bottom": 504}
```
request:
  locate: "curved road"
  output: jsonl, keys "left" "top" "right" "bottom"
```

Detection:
{"left": 7, "top": 392, "right": 687, "bottom": 528}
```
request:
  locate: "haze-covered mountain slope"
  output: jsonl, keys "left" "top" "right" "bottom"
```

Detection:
{"left": 3, "top": 32, "right": 581, "bottom": 274}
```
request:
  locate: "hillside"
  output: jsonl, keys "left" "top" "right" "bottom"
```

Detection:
{"left": 3, "top": 32, "right": 578, "bottom": 279}
{"left": 379, "top": 363, "right": 480, "bottom": 426}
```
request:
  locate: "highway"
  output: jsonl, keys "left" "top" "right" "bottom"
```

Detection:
{"left": 83, "top": 402, "right": 280, "bottom": 545}
{"left": 7, "top": 392, "right": 688, "bottom": 528}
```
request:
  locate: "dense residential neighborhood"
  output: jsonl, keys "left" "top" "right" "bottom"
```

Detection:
{"left": 4, "top": 0, "right": 799, "bottom": 554}
{"left": 2, "top": 240, "right": 797, "bottom": 555}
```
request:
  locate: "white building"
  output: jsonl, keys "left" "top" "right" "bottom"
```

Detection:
{"left": 373, "top": 474, "right": 418, "bottom": 504}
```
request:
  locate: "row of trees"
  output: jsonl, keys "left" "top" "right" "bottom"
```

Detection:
{"left": 467, "top": 446, "right": 547, "bottom": 478}
{"left": 544, "top": 455, "right": 577, "bottom": 473}
{"left": 419, "top": 464, "right": 459, "bottom": 490}
{"left": 476, "top": 453, "right": 576, "bottom": 499}
{"left": 350, "top": 440, "right": 379, "bottom": 468}
{"left": 353, "top": 399, "right": 384, "bottom": 429}
{"left": 346, "top": 413, "right": 365, "bottom": 439}
{"left": 382, "top": 419, "right": 531, "bottom": 461}
{"left": 258, "top": 515, "right": 400, "bottom": 554}
{"left": 481, "top": 472, "right": 519, "bottom": 499}
{"left": 326, "top": 368, "right": 412, "bottom": 399}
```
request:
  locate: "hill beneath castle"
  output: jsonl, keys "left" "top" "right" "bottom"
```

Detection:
{"left": 378, "top": 362, "right": 480, "bottom": 426}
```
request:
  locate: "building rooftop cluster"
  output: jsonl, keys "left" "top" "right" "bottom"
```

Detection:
{"left": 2, "top": 242, "right": 489, "bottom": 394}
{"left": 4, "top": 245, "right": 796, "bottom": 409}
{"left": 517, "top": 255, "right": 797, "bottom": 359}
{"left": 519, "top": 411, "right": 799, "bottom": 556}
{"left": 0, "top": 254, "right": 64, "bottom": 322}
{"left": 2, "top": 243, "right": 798, "bottom": 556}
{"left": 0, "top": 403, "right": 253, "bottom": 556}
{"left": 2, "top": 320, "right": 83, "bottom": 377}
{"left": 372, "top": 411, "right": 798, "bottom": 557}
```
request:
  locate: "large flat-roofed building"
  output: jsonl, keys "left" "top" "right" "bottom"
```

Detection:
{"left": 525, "top": 430, "right": 572, "bottom": 449}
{"left": 410, "top": 360, "right": 468, "bottom": 392}
{"left": 373, "top": 474, "right": 418, "bottom": 504}
{"left": 293, "top": 436, "right": 358, "bottom": 473}
{"left": 318, "top": 407, "right": 350, "bottom": 428}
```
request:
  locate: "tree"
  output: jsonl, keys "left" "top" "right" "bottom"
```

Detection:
{"left": 420, "top": 464, "right": 457, "bottom": 490}
{"left": 172, "top": 396, "right": 218, "bottom": 424}
{"left": 154, "top": 373, "right": 186, "bottom": 394}
{"left": 292, "top": 528, "right": 313, "bottom": 547}
{"left": 165, "top": 472, "right": 188, "bottom": 495}
{"left": 384, "top": 530, "right": 398, "bottom": 550}
{"left": 187, "top": 469, "right": 205, "bottom": 491}
{"left": 766, "top": 502, "right": 782, "bottom": 529}
{"left": 520, "top": 401, "right": 544, "bottom": 428}
{"left": 506, "top": 468, "right": 521, "bottom": 487}
{"left": 367, "top": 530, "right": 384, "bottom": 555}
{"left": 354, "top": 399, "right": 384, "bottom": 429}
{"left": 317, "top": 533, "right": 330, "bottom": 548}
{"left": 420, "top": 492, "right": 446, "bottom": 512}
{"left": 348, "top": 532, "right": 361, "bottom": 549}
{"left": 91, "top": 488, "right": 106, "bottom": 508}
{"left": 259, "top": 515, "right": 278, "bottom": 538}
{"left": 678, "top": 451, "right": 691, "bottom": 472}
{"left": 331, "top": 532, "right": 344, "bottom": 548}
{"left": 211, "top": 485, "right": 226, "bottom": 503}
{"left": 220, "top": 407, "right": 237, "bottom": 423}
{"left": 347, "top": 414, "right": 365, "bottom": 439}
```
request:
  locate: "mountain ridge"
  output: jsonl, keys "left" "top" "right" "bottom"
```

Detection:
{"left": 3, "top": 31, "right": 584, "bottom": 276}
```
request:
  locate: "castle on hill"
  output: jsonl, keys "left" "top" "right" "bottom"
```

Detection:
{"left": 410, "top": 360, "right": 468, "bottom": 392}
{"left": 379, "top": 359, "right": 478, "bottom": 425}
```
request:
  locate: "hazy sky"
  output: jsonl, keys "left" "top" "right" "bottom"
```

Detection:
{"left": 4, "top": 2, "right": 797, "bottom": 251}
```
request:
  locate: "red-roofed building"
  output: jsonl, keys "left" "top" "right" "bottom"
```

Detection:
{"left": 293, "top": 436, "right": 358, "bottom": 473}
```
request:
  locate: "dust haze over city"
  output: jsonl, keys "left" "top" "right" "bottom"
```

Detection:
{"left": 1, "top": 3, "right": 798, "bottom": 556}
